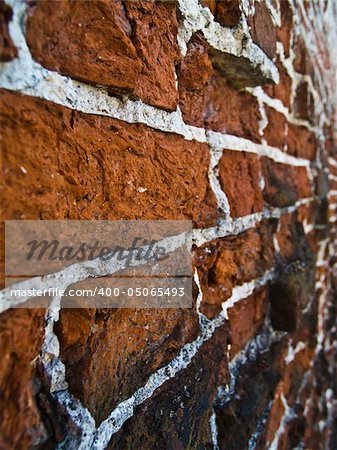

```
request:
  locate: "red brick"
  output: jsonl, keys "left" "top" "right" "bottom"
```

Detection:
{"left": 287, "top": 123, "right": 316, "bottom": 160}
{"left": 228, "top": 289, "right": 268, "bottom": 358}
{"left": 0, "top": 309, "right": 46, "bottom": 449}
{"left": 0, "top": 0, "right": 17, "bottom": 61}
{"left": 178, "top": 38, "right": 262, "bottom": 141}
{"left": 276, "top": 0, "right": 294, "bottom": 57}
{"left": 56, "top": 307, "right": 199, "bottom": 423}
{"left": 262, "top": 158, "right": 312, "bottom": 207}
{"left": 195, "top": 221, "right": 275, "bottom": 318}
{"left": 0, "top": 89, "right": 218, "bottom": 228}
{"left": 264, "top": 58, "right": 292, "bottom": 108}
{"left": 218, "top": 150, "right": 264, "bottom": 217}
{"left": 248, "top": 1, "right": 276, "bottom": 60}
{"left": 26, "top": 0, "right": 181, "bottom": 111}
{"left": 263, "top": 107, "right": 316, "bottom": 160}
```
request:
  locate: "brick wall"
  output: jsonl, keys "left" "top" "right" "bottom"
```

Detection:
{"left": 0, "top": 0, "right": 337, "bottom": 449}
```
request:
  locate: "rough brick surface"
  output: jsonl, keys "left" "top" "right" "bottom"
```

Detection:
{"left": 26, "top": 0, "right": 181, "bottom": 111}
{"left": 0, "top": 0, "right": 337, "bottom": 448}
{"left": 178, "top": 37, "right": 262, "bottom": 141}
{"left": 218, "top": 150, "right": 263, "bottom": 217}
{"left": 262, "top": 159, "right": 312, "bottom": 207}
{"left": 0, "top": 89, "right": 218, "bottom": 227}
{"left": 195, "top": 221, "right": 275, "bottom": 318}
{"left": 0, "top": 0, "right": 17, "bottom": 61}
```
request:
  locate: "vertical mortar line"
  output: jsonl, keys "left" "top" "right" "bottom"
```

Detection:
{"left": 208, "top": 146, "right": 232, "bottom": 219}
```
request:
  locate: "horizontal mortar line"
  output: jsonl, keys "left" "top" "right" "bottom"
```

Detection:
{"left": 207, "top": 132, "right": 310, "bottom": 167}
{"left": 0, "top": 197, "right": 317, "bottom": 313}
{"left": 0, "top": 75, "right": 310, "bottom": 168}
{"left": 0, "top": 231, "right": 189, "bottom": 313}
{"left": 329, "top": 175, "right": 337, "bottom": 182}
{"left": 192, "top": 197, "right": 316, "bottom": 247}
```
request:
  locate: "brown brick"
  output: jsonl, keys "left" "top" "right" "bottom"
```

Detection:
{"left": 248, "top": 1, "right": 276, "bottom": 60}
{"left": 178, "top": 39, "right": 262, "bottom": 142}
{"left": 26, "top": 0, "right": 181, "bottom": 111}
{"left": 276, "top": 0, "right": 293, "bottom": 57}
{"left": 293, "top": 81, "right": 315, "bottom": 123}
{"left": 228, "top": 289, "right": 268, "bottom": 358}
{"left": 263, "top": 107, "right": 316, "bottom": 160}
{"left": 263, "top": 106, "right": 287, "bottom": 150}
{"left": 0, "top": 309, "right": 47, "bottom": 449}
{"left": 262, "top": 158, "right": 312, "bottom": 207}
{"left": 201, "top": 1, "right": 241, "bottom": 28}
{"left": 107, "top": 323, "right": 229, "bottom": 449}
{"left": 0, "top": 89, "right": 218, "bottom": 228}
{"left": 287, "top": 123, "right": 316, "bottom": 160}
{"left": 195, "top": 221, "right": 276, "bottom": 318}
{"left": 56, "top": 307, "right": 200, "bottom": 423}
{"left": 264, "top": 58, "right": 292, "bottom": 108}
{"left": 293, "top": 36, "right": 314, "bottom": 76}
{"left": 0, "top": 0, "right": 17, "bottom": 61}
{"left": 218, "top": 150, "right": 264, "bottom": 217}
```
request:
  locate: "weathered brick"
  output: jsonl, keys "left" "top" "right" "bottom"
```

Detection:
{"left": 264, "top": 58, "right": 292, "bottom": 108}
{"left": 287, "top": 122, "right": 316, "bottom": 160}
{"left": 276, "top": 0, "right": 294, "bottom": 57}
{"left": 263, "top": 107, "right": 316, "bottom": 160}
{"left": 107, "top": 323, "right": 229, "bottom": 449}
{"left": 293, "top": 81, "right": 315, "bottom": 123}
{"left": 218, "top": 150, "right": 264, "bottom": 217}
{"left": 293, "top": 36, "right": 314, "bottom": 76}
{"left": 248, "top": 1, "right": 276, "bottom": 60}
{"left": 228, "top": 289, "right": 268, "bottom": 358}
{"left": 0, "top": 309, "right": 47, "bottom": 449}
{"left": 201, "top": 1, "right": 241, "bottom": 28}
{"left": 0, "top": 89, "right": 218, "bottom": 228}
{"left": 216, "top": 339, "right": 286, "bottom": 450}
{"left": 56, "top": 307, "right": 200, "bottom": 423}
{"left": 26, "top": 0, "right": 181, "bottom": 111}
{"left": 262, "top": 158, "right": 312, "bottom": 207}
{"left": 195, "top": 221, "right": 276, "bottom": 318}
{"left": 0, "top": 0, "right": 17, "bottom": 61}
{"left": 178, "top": 37, "right": 262, "bottom": 141}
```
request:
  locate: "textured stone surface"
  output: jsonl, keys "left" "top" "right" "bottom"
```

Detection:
{"left": 215, "top": 339, "right": 287, "bottom": 450}
{"left": 218, "top": 150, "right": 264, "bottom": 217}
{"left": 26, "top": 0, "right": 181, "bottom": 111}
{"left": 0, "top": 89, "right": 218, "bottom": 227}
{"left": 0, "top": 0, "right": 17, "bottom": 61}
{"left": 0, "top": 0, "right": 336, "bottom": 448}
